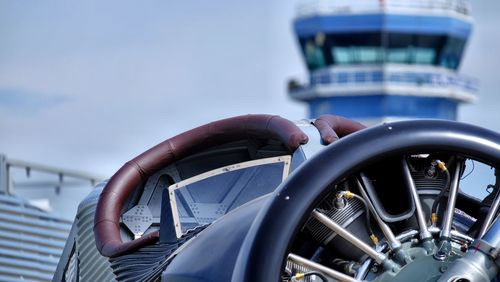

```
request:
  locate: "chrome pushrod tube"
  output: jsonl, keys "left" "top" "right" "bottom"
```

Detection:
{"left": 479, "top": 189, "right": 500, "bottom": 238}
{"left": 440, "top": 161, "right": 462, "bottom": 240}
{"left": 401, "top": 159, "right": 432, "bottom": 241}
{"left": 482, "top": 216, "right": 500, "bottom": 247}
{"left": 429, "top": 226, "right": 474, "bottom": 244}
{"left": 311, "top": 210, "right": 400, "bottom": 272}
{"left": 356, "top": 178, "right": 401, "bottom": 249}
{"left": 288, "top": 253, "right": 361, "bottom": 282}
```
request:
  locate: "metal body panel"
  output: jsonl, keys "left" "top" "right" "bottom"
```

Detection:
{"left": 52, "top": 184, "right": 116, "bottom": 282}
{"left": 162, "top": 194, "right": 270, "bottom": 282}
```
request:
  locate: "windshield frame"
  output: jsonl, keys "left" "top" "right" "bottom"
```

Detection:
{"left": 168, "top": 155, "right": 292, "bottom": 238}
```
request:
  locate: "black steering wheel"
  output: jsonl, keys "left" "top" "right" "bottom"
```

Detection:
{"left": 232, "top": 119, "right": 500, "bottom": 282}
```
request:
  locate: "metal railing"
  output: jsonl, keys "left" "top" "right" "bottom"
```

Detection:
{"left": 296, "top": 0, "right": 471, "bottom": 18}
{"left": 0, "top": 154, "right": 103, "bottom": 195}
{"left": 314, "top": 68, "right": 476, "bottom": 90}
{"left": 289, "top": 65, "right": 478, "bottom": 101}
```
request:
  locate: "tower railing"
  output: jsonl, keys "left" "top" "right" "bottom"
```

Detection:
{"left": 296, "top": 0, "right": 471, "bottom": 18}
{"left": 289, "top": 65, "right": 478, "bottom": 101}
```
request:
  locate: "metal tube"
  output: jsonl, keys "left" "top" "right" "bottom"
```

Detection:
{"left": 312, "top": 209, "right": 387, "bottom": 264}
{"left": 288, "top": 253, "right": 361, "bottom": 282}
{"left": 395, "top": 229, "right": 419, "bottom": 242}
{"left": 482, "top": 216, "right": 500, "bottom": 247}
{"left": 451, "top": 230, "right": 474, "bottom": 244}
{"left": 355, "top": 178, "right": 401, "bottom": 249}
{"left": 479, "top": 191, "right": 500, "bottom": 238}
{"left": 429, "top": 226, "right": 474, "bottom": 244}
{"left": 440, "top": 161, "right": 462, "bottom": 239}
{"left": 355, "top": 258, "right": 372, "bottom": 280}
{"left": 401, "top": 159, "right": 432, "bottom": 240}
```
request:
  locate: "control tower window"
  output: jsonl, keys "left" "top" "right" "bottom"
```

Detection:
{"left": 299, "top": 33, "right": 465, "bottom": 70}
{"left": 328, "top": 33, "right": 383, "bottom": 65}
{"left": 386, "top": 33, "right": 443, "bottom": 66}
{"left": 300, "top": 33, "right": 329, "bottom": 70}
{"left": 439, "top": 37, "right": 466, "bottom": 69}
{"left": 304, "top": 41, "right": 326, "bottom": 70}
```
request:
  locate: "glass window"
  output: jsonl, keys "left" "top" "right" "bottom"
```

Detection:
{"left": 414, "top": 48, "right": 435, "bottom": 64}
{"left": 304, "top": 41, "right": 326, "bottom": 69}
{"left": 332, "top": 47, "right": 351, "bottom": 64}
{"left": 169, "top": 156, "right": 291, "bottom": 237}
{"left": 328, "top": 33, "right": 382, "bottom": 65}
{"left": 331, "top": 46, "right": 383, "bottom": 65}
{"left": 386, "top": 33, "right": 441, "bottom": 65}
{"left": 299, "top": 32, "right": 465, "bottom": 70}
{"left": 414, "top": 34, "right": 443, "bottom": 65}
{"left": 358, "top": 47, "right": 383, "bottom": 63}
{"left": 387, "top": 48, "right": 410, "bottom": 63}
{"left": 300, "top": 33, "right": 330, "bottom": 70}
{"left": 439, "top": 37, "right": 465, "bottom": 70}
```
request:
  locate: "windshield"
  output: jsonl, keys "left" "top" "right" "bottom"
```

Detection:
{"left": 169, "top": 155, "right": 291, "bottom": 237}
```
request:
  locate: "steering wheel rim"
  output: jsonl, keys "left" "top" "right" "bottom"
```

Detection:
{"left": 232, "top": 119, "right": 500, "bottom": 282}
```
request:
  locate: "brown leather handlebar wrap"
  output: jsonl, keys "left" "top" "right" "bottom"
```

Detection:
{"left": 94, "top": 115, "right": 309, "bottom": 257}
{"left": 313, "top": 114, "right": 366, "bottom": 144}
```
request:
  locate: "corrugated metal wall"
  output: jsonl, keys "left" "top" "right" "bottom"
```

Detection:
{"left": 0, "top": 192, "right": 71, "bottom": 282}
{"left": 73, "top": 187, "right": 116, "bottom": 281}
{"left": 52, "top": 184, "right": 116, "bottom": 282}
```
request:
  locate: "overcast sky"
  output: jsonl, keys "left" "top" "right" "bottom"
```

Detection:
{"left": 0, "top": 1, "right": 309, "bottom": 177}
{"left": 1, "top": 1, "right": 499, "bottom": 211}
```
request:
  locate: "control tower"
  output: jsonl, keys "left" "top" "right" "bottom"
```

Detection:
{"left": 288, "top": 0, "right": 478, "bottom": 124}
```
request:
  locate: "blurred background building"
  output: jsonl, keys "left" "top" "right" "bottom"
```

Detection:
{"left": 288, "top": 0, "right": 477, "bottom": 124}
{"left": 0, "top": 155, "right": 99, "bottom": 281}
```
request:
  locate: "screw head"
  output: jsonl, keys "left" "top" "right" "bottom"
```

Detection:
{"left": 434, "top": 251, "right": 447, "bottom": 261}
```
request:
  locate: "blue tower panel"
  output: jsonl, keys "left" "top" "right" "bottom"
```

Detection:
{"left": 308, "top": 95, "right": 458, "bottom": 120}
{"left": 294, "top": 14, "right": 472, "bottom": 39}
{"left": 290, "top": 8, "right": 476, "bottom": 122}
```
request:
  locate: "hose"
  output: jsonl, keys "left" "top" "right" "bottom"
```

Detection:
{"left": 431, "top": 160, "right": 451, "bottom": 225}
{"left": 341, "top": 191, "right": 378, "bottom": 245}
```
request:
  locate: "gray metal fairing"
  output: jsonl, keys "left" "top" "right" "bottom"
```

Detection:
{"left": 53, "top": 183, "right": 116, "bottom": 282}
{"left": 161, "top": 193, "right": 272, "bottom": 282}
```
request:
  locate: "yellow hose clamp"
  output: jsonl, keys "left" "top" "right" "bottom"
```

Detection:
{"left": 370, "top": 234, "right": 379, "bottom": 245}
{"left": 437, "top": 160, "right": 447, "bottom": 172}
{"left": 344, "top": 191, "right": 354, "bottom": 199}
{"left": 431, "top": 213, "right": 438, "bottom": 224}
{"left": 294, "top": 273, "right": 305, "bottom": 279}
